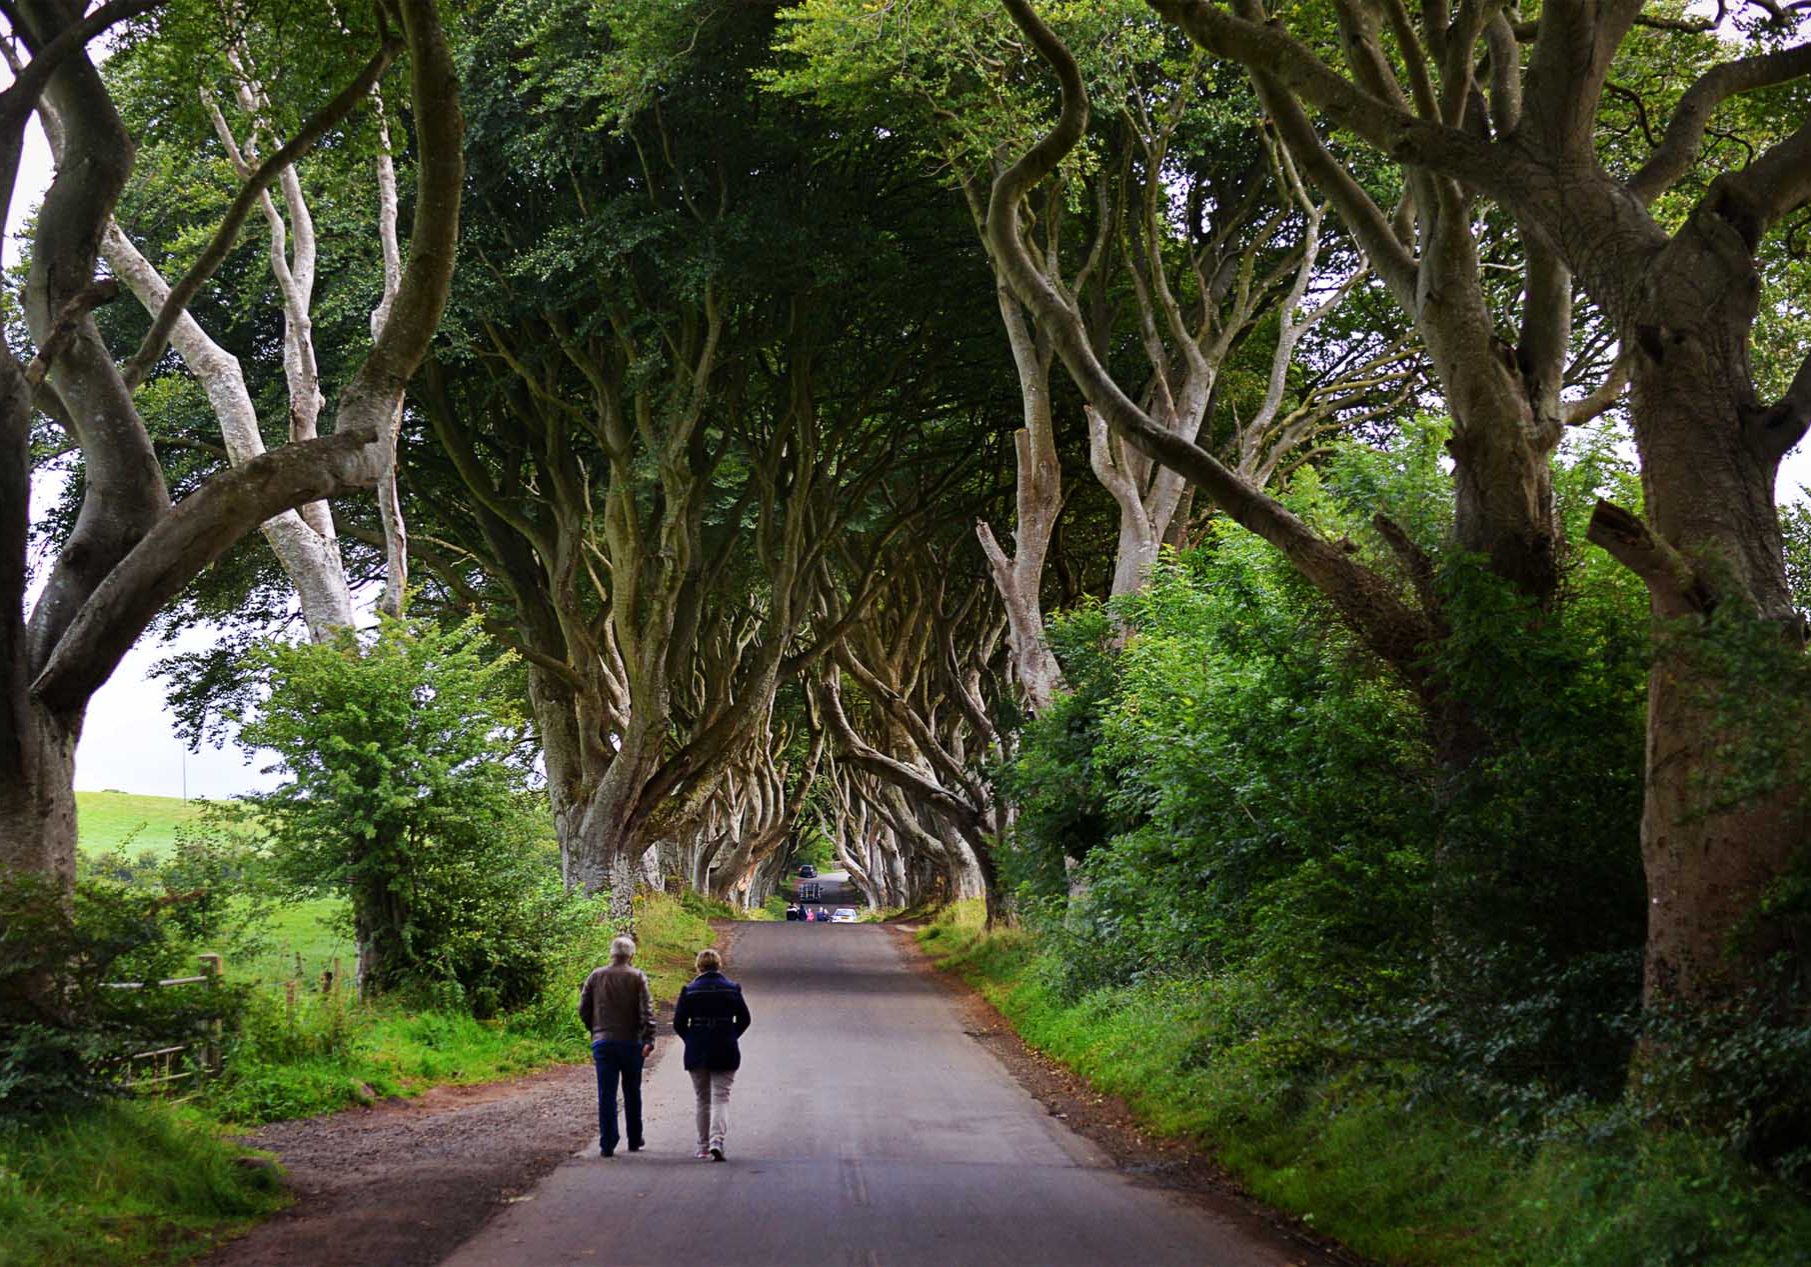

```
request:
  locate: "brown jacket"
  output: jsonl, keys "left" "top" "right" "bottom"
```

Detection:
{"left": 578, "top": 961, "right": 655, "bottom": 1045}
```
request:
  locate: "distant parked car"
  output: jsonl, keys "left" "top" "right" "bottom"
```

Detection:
{"left": 798, "top": 864, "right": 817, "bottom": 878}
{"left": 830, "top": 907, "right": 858, "bottom": 924}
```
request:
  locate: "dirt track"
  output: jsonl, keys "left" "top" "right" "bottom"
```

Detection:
{"left": 199, "top": 1060, "right": 611, "bottom": 1267}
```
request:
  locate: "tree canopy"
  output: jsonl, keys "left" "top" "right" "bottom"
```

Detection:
{"left": 10, "top": 0, "right": 1811, "bottom": 1221}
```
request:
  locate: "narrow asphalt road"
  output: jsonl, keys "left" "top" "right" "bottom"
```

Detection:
{"left": 441, "top": 882, "right": 1317, "bottom": 1267}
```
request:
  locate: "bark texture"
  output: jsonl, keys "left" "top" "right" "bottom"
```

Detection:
{"left": 0, "top": 0, "right": 464, "bottom": 890}
{"left": 974, "top": 272, "right": 1065, "bottom": 714}
{"left": 1131, "top": 0, "right": 1811, "bottom": 1005}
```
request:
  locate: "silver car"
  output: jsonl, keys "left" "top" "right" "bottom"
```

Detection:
{"left": 829, "top": 907, "right": 858, "bottom": 924}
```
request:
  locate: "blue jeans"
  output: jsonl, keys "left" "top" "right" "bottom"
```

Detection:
{"left": 591, "top": 1039, "right": 645, "bottom": 1153}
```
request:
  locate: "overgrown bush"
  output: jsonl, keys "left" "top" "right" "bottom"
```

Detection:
{"left": 923, "top": 913, "right": 1811, "bottom": 1267}
{"left": 1631, "top": 992, "right": 1811, "bottom": 1187}
{"left": 1, "top": 846, "right": 254, "bottom": 1120}
{"left": 0, "top": 1099, "right": 284, "bottom": 1267}
{"left": 1004, "top": 424, "right": 1651, "bottom": 1101}
{"left": 504, "top": 892, "right": 623, "bottom": 1040}
{"left": 240, "top": 616, "right": 580, "bottom": 1011}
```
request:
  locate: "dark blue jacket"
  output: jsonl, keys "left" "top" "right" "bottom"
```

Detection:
{"left": 673, "top": 970, "right": 751, "bottom": 1071}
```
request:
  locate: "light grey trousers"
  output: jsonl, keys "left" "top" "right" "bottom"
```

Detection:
{"left": 688, "top": 1068, "right": 735, "bottom": 1149}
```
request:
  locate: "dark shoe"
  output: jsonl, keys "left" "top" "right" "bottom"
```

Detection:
{"left": 601, "top": 1146, "right": 616, "bottom": 1158}
{"left": 709, "top": 1146, "right": 725, "bottom": 1162}
{"left": 628, "top": 1141, "right": 645, "bottom": 1152}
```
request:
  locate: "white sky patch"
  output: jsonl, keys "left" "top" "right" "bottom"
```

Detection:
{"left": 1784, "top": 447, "right": 1811, "bottom": 503}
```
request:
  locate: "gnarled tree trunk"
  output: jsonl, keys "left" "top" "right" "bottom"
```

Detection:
{"left": 0, "top": 0, "right": 463, "bottom": 894}
{"left": 1600, "top": 228, "right": 1809, "bottom": 1004}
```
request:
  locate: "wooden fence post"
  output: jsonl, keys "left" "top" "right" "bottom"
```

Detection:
{"left": 197, "top": 953, "right": 224, "bottom": 1076}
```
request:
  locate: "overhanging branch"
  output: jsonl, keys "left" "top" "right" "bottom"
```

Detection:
{"left": 994, "top": 0, "right": 1439, "bottom": 683}
{"left": 120, "top": 37, "right": 401, "bottom": 389}
{"left": 1627, "top": 39, "right": 1811, "bottom": 207}
{"left": 0, "top": 0, "right": 164, "bottom": 129}
{"left": 1586, "top": 498, "right": 1714, "bottom": 618}
{"left": 31, "top": 428, "right": 383, "bottom": 712}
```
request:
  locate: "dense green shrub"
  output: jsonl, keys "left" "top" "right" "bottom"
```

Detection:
{"left": 984, "top": 420, "right": 1811, "bottom": 1240}
{"left": 240, "top": 617, "right": 581, "bottom": 1011}
{"left": 1004, "top": 424, "right": 1651, "bottom": 1100}
{"left": 0, "top": 855, "right": 254, "bottom": 1119}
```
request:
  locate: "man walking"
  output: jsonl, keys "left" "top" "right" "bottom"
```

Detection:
{"left": 578, "top": 934, "right": 656, "bottom": 1157}
{"left": 673, "top": 947, "right": 751, "bottom": 1162}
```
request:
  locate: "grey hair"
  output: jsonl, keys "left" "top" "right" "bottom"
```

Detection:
{"left": 610, "top": 935, "right": 637, "bottom": 961}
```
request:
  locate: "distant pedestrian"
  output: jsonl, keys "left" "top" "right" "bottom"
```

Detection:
{"left": 673, "top": 947, "right": 751, "bottom": 1162}
{"left": 578, "top": 934, "right": 655, "bottom": 1158}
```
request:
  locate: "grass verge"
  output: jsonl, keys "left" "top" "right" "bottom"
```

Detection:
{"left": 1, "top": 890, "right": 722, "bottom": 1267}
{"left": 214, "top": 889, "right": 716, "bottom": 1125}
{"left": 917, "top": 906, "right": 1811, "bottom": 1267}
{"left": 0, "top": 1100, "right": 284, "bottom": 1267}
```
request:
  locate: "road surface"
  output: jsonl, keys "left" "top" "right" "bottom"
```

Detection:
{"left": 442, "top": 882, "right": 1322, "bottom": 1267}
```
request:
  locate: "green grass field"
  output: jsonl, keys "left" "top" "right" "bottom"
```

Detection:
{"left": 74, "top": 790, "right": 352, "bottom": 989}
{"left": 73, "top": 790, "right": 209, "bottom": 858}
{"left": 242, "top": 898, "right": 355, "bottom": 987}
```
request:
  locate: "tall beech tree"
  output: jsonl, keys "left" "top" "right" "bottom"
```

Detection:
{"left": 1148, "top": 0, "right": 1811, "bottom": 1012}
{"left": 56, "top": 1, "right": 418, "bottom": 642}
{"left": 402, "top": 0, "right": 996, "bottom": 911}
{"left": 0, "top": 0, "right": 462, "bottom": 889}
{"left": 1000, "top": 0, "right": 1811, "bottom": 1008}
{"left": 773, "top": 0, "right": 1416, "bottom": 713}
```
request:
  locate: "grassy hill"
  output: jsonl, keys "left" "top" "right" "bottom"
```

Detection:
{"left": 74, "top": 790, "right": 209, "bottom": 858}
{"left": 76, "top": 789, "right": 353, "bottom": 984}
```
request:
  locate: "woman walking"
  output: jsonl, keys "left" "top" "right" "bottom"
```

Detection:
{"left": 673, "top": 947, "right": 752, "bottom": 1161}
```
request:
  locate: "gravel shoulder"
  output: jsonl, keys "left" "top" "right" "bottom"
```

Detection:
{"left": 197, "top": 1058, "right": 613, "bottom": 1267}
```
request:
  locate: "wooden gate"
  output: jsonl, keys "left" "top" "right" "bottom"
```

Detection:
{"left": 101, "top": 953, "right": 226, "bottom": 1098}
